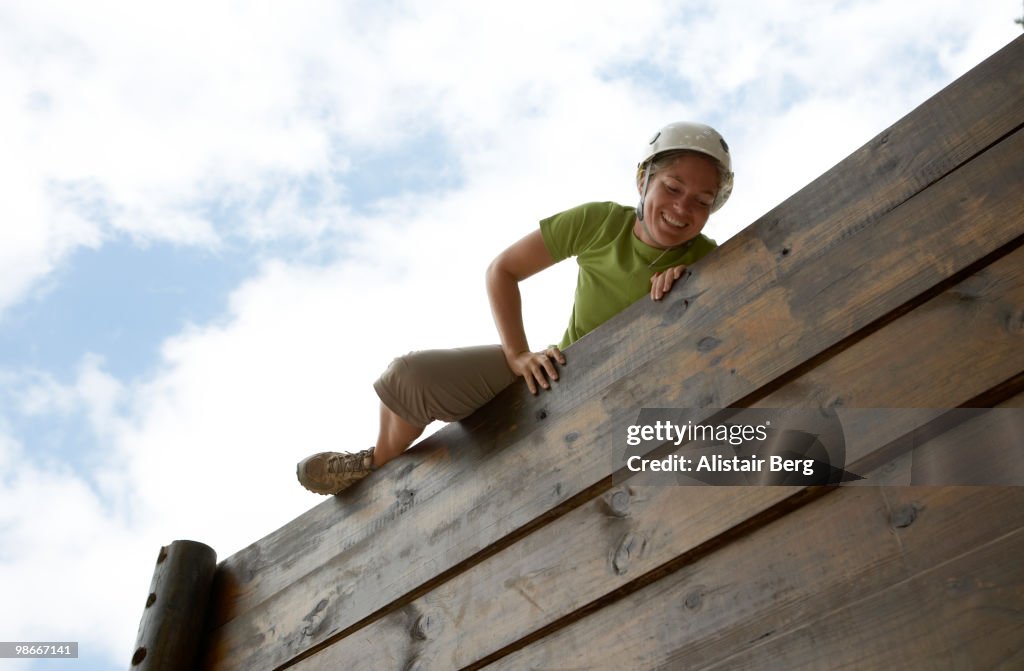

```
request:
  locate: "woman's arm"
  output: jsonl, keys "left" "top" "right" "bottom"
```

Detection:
{"left": 486, "top": 229, "right": 566, "bottom": 394}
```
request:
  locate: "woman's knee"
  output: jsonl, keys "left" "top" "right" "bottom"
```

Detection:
{"left": 374, "top": 347, "right": 513, "bottom": 425}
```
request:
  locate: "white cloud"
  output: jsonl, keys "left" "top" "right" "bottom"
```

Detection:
{"left": 3, "top": 0, "right": 1017, "bottom": 311}
{"left": 0, "top": 422, "right": 156, "bottom": 667}
{"left": 0, "top": 427, "right": 19, "bottom": 476}
{"left": 1, "top": 1, "right": 1019, "bottom": 668}
{"left": 9, "top": 355, "right": 123, "bottom": 432}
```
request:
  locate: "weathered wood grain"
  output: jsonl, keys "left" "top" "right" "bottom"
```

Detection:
{"left": 694, "top": 513, "right": 1024, "bottom": 670}
{"left": 841, "top": 391, "right": 1024, "bottom": 493}
{"left": 206, "top": 34, "right": 1024, "bottom": 637}
{"left": 488, "top": 486, "right": 1024, "bottom": 670}
{"left": 285, "top": 244, "right": 1024, "bottom": 670}
{"left": 753, "top": 240, "right": 1024, "bottom": 478}
{"left": 288, "top": 487, "right": 801, "bottom": 671}
{"left": 200, "top": 89, "right": 1024, "bottom": 671}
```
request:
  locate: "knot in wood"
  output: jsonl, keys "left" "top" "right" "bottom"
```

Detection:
{"left": 1007, "top": 309, "right": 1024, "bottom": 336}
{"left": 405, "top": 657, "right": 427, "bottom": 671}
{"left": 891, "top": 503, "right": 919, "bottom": 529}
{"left": 145, "top": 592, "right": 157, "bottom": 608}
{"left": 397, "top": 488, "right": 415, "bottom": 508}
{"left": 952, "top": 274, "right": 992, "bottom": 302}
{"left": 612, "top": 533, "right": 645, "bottom": 576}
{"left": 536, "top": 408, "right": 548, "bottom": 421}
{"left": 697, "top": 336, "right": 721, "bottom": 353}
{"left": 697, "top": 394, "right": 717, "bottom": 408}
{"left": 684, "top": 590, "right": 703, "bottom": 611}
{"left": 412, "top": 613, "right": 437, "bottom": 641}
{"left": 301, "top": 598, "right": 329, "bottom": 638}
{"left": 661, "top": 295, "right": 691, "bottom": 325}
{"left": 605, "top": 489, "right": 631, "bottom": 517}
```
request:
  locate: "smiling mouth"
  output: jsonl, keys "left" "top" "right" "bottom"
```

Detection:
{"left": 662, "top": 213, "right": 690, "bottom": 229}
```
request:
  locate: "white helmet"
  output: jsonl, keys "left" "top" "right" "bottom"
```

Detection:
{"left": 638, "top": 121, "right": 734, "bottom": 213}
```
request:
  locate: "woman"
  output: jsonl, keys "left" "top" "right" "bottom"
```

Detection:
{"left": 297, "top": 121, "right": 734, "bottom": 494}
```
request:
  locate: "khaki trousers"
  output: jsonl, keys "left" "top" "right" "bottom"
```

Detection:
{"left": 373, "top": 345, "right": 517, "bottom": 427}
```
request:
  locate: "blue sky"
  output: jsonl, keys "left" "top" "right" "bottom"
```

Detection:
{"left": 0, "top": 1, "right": 1019, "bottom": 669}
{"left": 0, "top": 241, "right": 251, "bottom": 380}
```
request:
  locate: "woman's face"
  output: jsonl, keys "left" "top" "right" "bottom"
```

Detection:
{"left": 635, "top": 152, "right": 720, "bottom": 249}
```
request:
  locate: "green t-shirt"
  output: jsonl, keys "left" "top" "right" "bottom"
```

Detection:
{"left": 540, "top": 202, "right": 716, "bottom": 349}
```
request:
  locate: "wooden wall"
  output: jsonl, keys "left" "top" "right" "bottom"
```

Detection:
{"left": 192, "top": 35, "right": 1024, "bottom": 670}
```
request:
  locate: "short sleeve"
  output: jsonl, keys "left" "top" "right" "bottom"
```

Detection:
{"left": 539, "top": 202, "right": 619, "bottom": 262}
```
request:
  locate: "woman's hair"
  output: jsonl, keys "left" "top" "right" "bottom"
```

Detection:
{"left": 637, "top": 149, "right": 728, "bottom": 190}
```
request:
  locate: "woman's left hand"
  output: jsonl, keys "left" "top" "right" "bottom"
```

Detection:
{"left": 650, "top": 264, "right": 687, "bottom": 301}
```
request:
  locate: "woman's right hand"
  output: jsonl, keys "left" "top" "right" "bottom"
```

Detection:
{"left": 507, "top": 347, "right": 566, "bottom": 395}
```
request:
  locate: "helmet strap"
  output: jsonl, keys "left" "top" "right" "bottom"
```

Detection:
{"left": 636, "top": 162, "right": 672, "bottom": 251}
{"left": 636, "top": 162, "right": 653, "bottom": 222}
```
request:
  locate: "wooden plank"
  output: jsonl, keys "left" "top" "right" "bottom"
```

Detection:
{"left": 692, "top": 519, "right": 1024, "bottom": 670}
{"left": 876, "top": 390, "right": 1024, "bottom": 486}
{"left": 843, "top": 404, "right": 1024, "bottom": 487}
{"left": 285, "top": 239, "right": 1024, "bottom": 669}
{"left": 207, "top": 33, "right": 1024, "bottom": 636}
{"left": 487, "top": 486, "right": 1024, "bottom": 670}
{"left": 288, "top": 488, "right": 801, "bottom": 671}
{"left": 752, "top": 237, "right": 1024, "bottom": 478}
{"left": 200, "top": 99, "right": 1024, "bottom": 671}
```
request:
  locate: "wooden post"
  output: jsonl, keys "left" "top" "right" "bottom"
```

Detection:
{"left": 132, "top": 540, "right": 217, "bottom": 670}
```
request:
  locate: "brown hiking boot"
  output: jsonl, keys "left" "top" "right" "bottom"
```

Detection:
{"left": 297, "top": 447, "right": 376, "bottom": 495}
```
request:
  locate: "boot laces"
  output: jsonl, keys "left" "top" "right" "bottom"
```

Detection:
{"left": 327, "top": 449, "right": 371, "bottom": 474}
